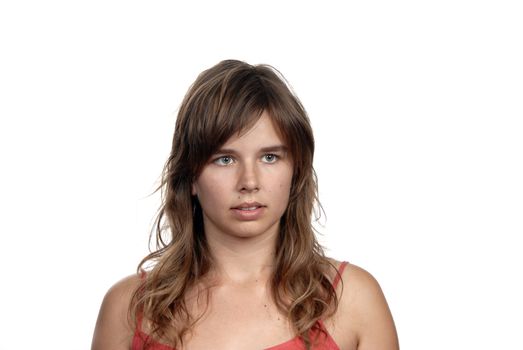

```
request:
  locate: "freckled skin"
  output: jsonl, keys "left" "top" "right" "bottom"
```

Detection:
{"left": 192, "top": 112, "right": 294, "bottom": 241}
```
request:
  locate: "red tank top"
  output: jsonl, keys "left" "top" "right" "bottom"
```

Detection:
{"left": 132, "top": 261, "right": 349, "bottom": 350}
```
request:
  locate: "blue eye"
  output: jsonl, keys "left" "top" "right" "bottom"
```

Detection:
{"left": 262, "top": 154, "right": 279, "bottom": 163}
{"left": 214, "top": 156, "right": 234, "bottom": 165}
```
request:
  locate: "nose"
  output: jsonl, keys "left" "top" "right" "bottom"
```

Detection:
{"left": 238, "top": 160, "right": 259, "bottom": 192}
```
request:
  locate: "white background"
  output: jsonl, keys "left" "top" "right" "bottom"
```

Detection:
{"left": 1, "top": 1, "right": 522, "bottom": 349}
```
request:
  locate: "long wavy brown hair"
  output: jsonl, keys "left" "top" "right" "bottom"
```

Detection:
{"left": 130, "top": 59, "right": 342, "bottom": 349}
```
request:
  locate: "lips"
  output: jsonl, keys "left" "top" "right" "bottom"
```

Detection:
{"left": 236, "top": 206, "right": 259, "bottom": 211}
{"left": 231, "top": 202, "right": 266, "bottom": 220}
{"left": 232, "top": 202, "right": 265, "bottom": 210}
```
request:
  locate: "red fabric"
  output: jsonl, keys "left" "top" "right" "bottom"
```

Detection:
{"left": 133, "top": 261, "right": 348, "bottom": 350}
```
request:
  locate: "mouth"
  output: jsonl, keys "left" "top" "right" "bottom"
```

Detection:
{"left": 231, "top": 203, "right": 266, "bottom": 220}
{"left": 232, "top": 202, "right": 265, "bottom": 210}
{"left": 235, "top": 206, "right": 262, "bottom": 211}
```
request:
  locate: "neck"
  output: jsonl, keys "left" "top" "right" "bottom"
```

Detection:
{"left": 203, "top": 226, "right": 279, "bottom": 286}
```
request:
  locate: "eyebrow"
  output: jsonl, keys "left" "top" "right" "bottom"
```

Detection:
{"left": 215, "top": 145, "right": 288, "bottom": 155}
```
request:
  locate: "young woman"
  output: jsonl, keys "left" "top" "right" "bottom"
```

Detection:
{"left": 91, "top": 60, "right": 399, "bottom": 350}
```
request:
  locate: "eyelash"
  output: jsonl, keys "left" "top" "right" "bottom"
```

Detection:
{"left": 213, "top": 154, "right": 280, "bottom": 165}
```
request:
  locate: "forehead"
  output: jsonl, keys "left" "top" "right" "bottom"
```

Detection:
{"left": 219, "top": 112, "right": 286, "bottom": 151}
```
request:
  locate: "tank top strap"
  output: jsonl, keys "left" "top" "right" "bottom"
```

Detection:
{"left": 135, "top": 269, "right": 147, "bottom": 333}
{"left": 332, "top": 261, "right": 348, "bottom": 289}
{"left": 136, "top": 311, "right": 143, "bottom": 332}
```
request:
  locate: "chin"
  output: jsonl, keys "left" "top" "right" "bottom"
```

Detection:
{"left": 233, "top": 221, "right": 280, "bottom": 238}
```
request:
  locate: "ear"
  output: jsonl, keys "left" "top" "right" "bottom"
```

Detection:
{"left": 191, "top": 182, "right": 197, "bottom": 196}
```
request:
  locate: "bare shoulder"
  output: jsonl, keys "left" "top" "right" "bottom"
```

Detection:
{"left": 91, "top": 274, "right": 142, "bottom": 350}
{"left": 327, "top": 260, "right": 400, "bottom": 350}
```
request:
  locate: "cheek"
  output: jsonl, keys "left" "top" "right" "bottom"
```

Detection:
{"left": 194, "top": 174, "right": 230, "bottom": 207}
{"left": 283, "top": 167, "right": 294, "bottom": 190}
{"left": 274, "top": 171, "right": 293, "bottom": 203}
{"left": 193, "top": 169, "right": 219, "bottom": 197}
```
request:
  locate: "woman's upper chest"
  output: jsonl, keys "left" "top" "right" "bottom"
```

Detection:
{"left": 180, "top": 284, "right": 358, "bottom": 350}
{"left": 181, "top": 284, "right": 296, "bottom": 349}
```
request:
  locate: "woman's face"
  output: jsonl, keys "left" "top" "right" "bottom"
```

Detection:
{"left": 192, "top": 111, "right": 293, "bottom": 241}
